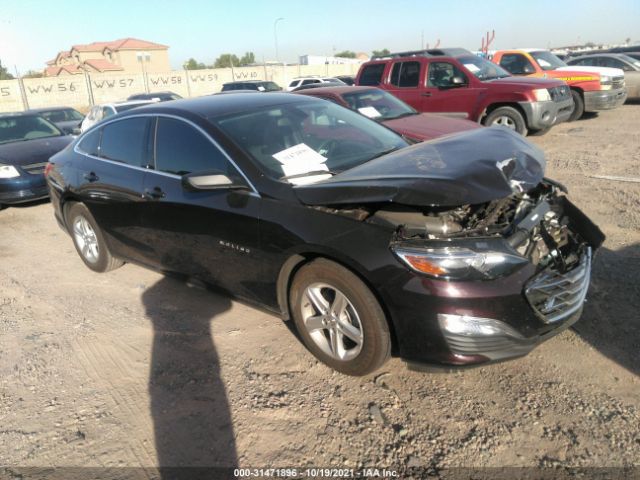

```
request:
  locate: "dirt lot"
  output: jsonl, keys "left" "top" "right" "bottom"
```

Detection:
{"left": 1, "top": 105, "right": 639, "bottom": 478}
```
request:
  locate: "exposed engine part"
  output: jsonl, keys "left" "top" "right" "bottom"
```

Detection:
{"left": 369, "top": 206, "right": 462, "bottom": 237}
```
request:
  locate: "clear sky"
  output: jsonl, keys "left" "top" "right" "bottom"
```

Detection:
{"left": 1, "top": 0, "right": 639, "bottom": 73}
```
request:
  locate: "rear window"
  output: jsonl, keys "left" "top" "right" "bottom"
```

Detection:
{"left": 99, "top": 117, "right": 149, "bottom": 167}
{"left": 359, "top": 63, "right": 386, "bottom": 86}
{"left": 389, "top": 61, "right": 421, "bottom": 87}
{"left": 0, "top": 115, "right": 62, "bottom": 145}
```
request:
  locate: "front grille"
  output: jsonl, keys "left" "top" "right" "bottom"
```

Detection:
{"left": 612, "top": 76, "right": 625, "bottom": 89}
{"left": 549, "top": 85, "right": 571, "bottom": 102}
{"left": 525, "top": 248, "right": 592, "bottom": 324}
{"left": 21, "top": 162, "right": 48, "bottom": 175}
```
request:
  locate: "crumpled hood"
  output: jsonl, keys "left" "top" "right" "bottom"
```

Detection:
{"left": 0, "top": 135, "right": 72, "bottom": 166}
{"left": 294, "top": 127, "right": 546, "bottom": 207}
{"left": 557, "top": 65, "right": 625, "bottom": 78}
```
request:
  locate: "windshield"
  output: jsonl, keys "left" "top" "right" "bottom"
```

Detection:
{"left": 114, "top": 103, "right": 147, "bottom": 113}
{"left": 530, "top": 51, "right": 567, "bottom": 70}
{"left": 40, "top": 109, "right": 84, "bottom": 122}
{"left": 619, "top": 54, "right": 640, "bottom": 69}
{"left": 0, "top": 115, "right": 63, "bottom": 145}
{"left": 261, "top": 82, "right": 282, "bottom": 92}
{"left": 458, "top": 55, "right": 511, "bottom": 80}
{"left": 341, "top": 89, "right": 416, "bottom": 121}
{"left": 212, "top": 99, "right": 408, "bottom": 185}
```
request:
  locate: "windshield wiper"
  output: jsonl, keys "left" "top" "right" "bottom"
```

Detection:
{"left": 280, "top": 170, "right": 336, "bottom": 181}
{"left": 367, "top": 146, "right": 402, "bottom": 161}
{"left": 388, "top": 111, "right": 418, "bottom": 120}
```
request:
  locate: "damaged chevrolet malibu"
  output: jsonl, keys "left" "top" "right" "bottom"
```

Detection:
{"left": 46, "top": 93, "right": 604, "bottom": 376}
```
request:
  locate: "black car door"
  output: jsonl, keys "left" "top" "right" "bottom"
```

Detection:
{"left": 139, "top": 115, "right": 262, "bottom": 301}
{"left": 74, "top": 117, "right": 153, "bottom": 264}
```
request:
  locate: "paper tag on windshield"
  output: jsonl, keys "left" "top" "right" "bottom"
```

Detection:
{"left": 257, "top": 86, "right": 266, "bottom": 91}
{"left": 288, "top": 173, "right": 333, "bottom": 186}
{"left": 280, "top": 161, "right": 329, "bottom": 178}
{"left": 464, "top": 63, "right": 480, "bottom": 72}
{"left": 273, "top": 143, "right": 327, "bottom": 165}
{"left": 358, "top": 106, "right": 382, "bottom": 118}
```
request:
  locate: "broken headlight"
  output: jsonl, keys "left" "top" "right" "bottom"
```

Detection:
{"left": 392, "top": 243, "right": 529, "bottom": 281}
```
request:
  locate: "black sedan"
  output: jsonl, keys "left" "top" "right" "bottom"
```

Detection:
{"left": 28, "top": 106, "right": 84, "bottom": 135}
{"left": 0, "top": 113, "right": 73, "bottom": 208}
{"left": 46, "top": 94, "right": 603, "bottom": 375}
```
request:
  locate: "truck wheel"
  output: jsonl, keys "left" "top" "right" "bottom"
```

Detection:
{"left": 290, "top": 258, "right": 391, "bottom": 376}
{"left": 568, "top": 90, "right": 584, "bottom": 121}
{"left": 483, "top": 107, "right": 528, "bottom": 135}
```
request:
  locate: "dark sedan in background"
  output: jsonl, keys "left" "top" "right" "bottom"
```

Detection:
{"left": 46, "top": 94, "right": 603, "bottom": 375}
{"left": 295, "top": 85, "right": 480, "bottom": 141}
{"left": 28, "top": 106, "right": 84, "bottom": 135}
{"left": 0, "top": 113, "right": 73, "bottom": 208}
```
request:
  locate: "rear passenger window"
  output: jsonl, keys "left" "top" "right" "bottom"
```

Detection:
{"left": 154, "top": 117, "right": 231, "bottom": 176}
{"left": 99, "top": 117, "right": 149, "bottom": 167}
{"left": 77, "top": 128, "right": 101, "bottom": 156}
{"left": 389, "top": 61, "right": 421, "bottom": 87}
{"left": 359, "top": 64, "right": 386, "bottom": 86}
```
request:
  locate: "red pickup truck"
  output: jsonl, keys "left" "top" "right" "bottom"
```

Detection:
{"left": 355, "top": 48, "right": 574, "bottom": 135}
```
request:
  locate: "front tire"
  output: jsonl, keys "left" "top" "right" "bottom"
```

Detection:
{"left": 290, "top": 258, "right": 391, "bottom": 376}
{"left": 568, "top": 89, "right": 585, "bottom": 121}
{"left": 483, "top": 106, "right": 528, "bottom": 136}
{"left": 67, "top": 203, "right": 123, "bottom": 273}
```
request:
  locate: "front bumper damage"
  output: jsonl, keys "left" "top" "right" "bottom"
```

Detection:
{"left": 584, "top": 87, "right": 627, "bottom": 111}
{"left": 518, "top": 98, "right": 574, "bottom": 130}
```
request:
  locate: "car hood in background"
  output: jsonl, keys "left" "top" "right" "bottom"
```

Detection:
{"left": 294, "top": 127, "right": 546, "bottom": 207}
{"left": 0, "top": 135, "right": 73, "bottom": 166}
{"left": 383, "top": 113, "right": 480, "bottom": 141}
{"left": 557, "top": 66, "right": 625, "bottom": 78}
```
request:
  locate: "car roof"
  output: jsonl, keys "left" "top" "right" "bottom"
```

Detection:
{"left": 223, "top": 80, "right": 268, "bottom": 84}
{"left": 570, "top": 53, "right": 630, "bottom": 59}
{"left": 98, "top": 100, "right": 157, "bottom": 108}
{"left": 295, "top": 85, "right": 376, "bottom": 95}
{"left": 28, "top": 106, "right": 77, "bottom": 113}
{"left": 0, "top": 111, "right": 40, "bottom": 118}
{"left": 118, "top": 92, "right": 319, "bottom": 119}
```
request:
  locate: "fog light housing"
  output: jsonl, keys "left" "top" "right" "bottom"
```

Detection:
{"left": 438, "top": 314, "right": 524, "bottom": 339}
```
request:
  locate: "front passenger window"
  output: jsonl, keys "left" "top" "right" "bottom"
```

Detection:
{"left": 154, "top": 117, "right": 234, "bottom": 176}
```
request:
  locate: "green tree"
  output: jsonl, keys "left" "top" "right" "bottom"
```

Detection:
{"left": 214, "top": 53, "right": 240, "bottom": 68}
{"left": 372, "top": 48, "right": 390, "bottom": 57}
{"left": 239, "top": 52, "right": 256, "bottom": 66}
{"left": 23, "top": 70, "right": 43, "bottom": 78}
{"left": 0, "top": 60, "right": 15, "bottom": 80}
{"left": 335, "top": 50, "right": 356, "bottom": 58}
{"left": 183, "top": 58, "right": 207, "bottom": 70}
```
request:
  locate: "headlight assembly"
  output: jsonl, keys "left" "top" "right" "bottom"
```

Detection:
{"left": 532, "top": 88, "right": 551, "bottom": 102}
{"left": 600, "top": 75, "right": 612, "bottom": 90}
{"left": 0, "top": 164, "right": 20, "bottom": 179}
{"left": 392, "top": 243, "right": 529, "bottom": 281}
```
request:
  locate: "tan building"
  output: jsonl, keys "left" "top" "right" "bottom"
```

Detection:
{"left": 44, "top": 38, "right": 170, "bottom": 76}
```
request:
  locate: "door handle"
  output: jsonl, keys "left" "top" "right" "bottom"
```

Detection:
{"left": 143, "top": 187, "right": 166, "bottom": 200}
{"left": 421, "top": 92, "right": 433, "bottom": 97}
{"left": 83, "top": 172, "right": 99, "bottom": 182}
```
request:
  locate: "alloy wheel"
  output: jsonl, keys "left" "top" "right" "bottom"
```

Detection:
{"left": 492, "top": 115, "right": 516, "bottom": 130}
{"left": 301, "top": 283, "right": 364, "bottom": 361}
{"left": 73, "top": 215, "right": 100, "bottom": 263}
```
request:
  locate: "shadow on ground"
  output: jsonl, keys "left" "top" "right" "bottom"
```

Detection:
{"left": 573, "top": 243, "right": 640, "bottom": 376}
{"left": 143, "top": 275, "right": 237, "bottom": 478}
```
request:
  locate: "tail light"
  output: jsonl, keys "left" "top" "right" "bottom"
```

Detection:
{"left": 44, "top": 162, "right": 54, "bottom": 176}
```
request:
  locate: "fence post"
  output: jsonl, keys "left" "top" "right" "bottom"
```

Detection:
{"left": 184, "top": 69, "right": 192, "bottom": 98}
{"left": 84, "top": 71, "right": 95, "bottom": 106}
{"left": 17, "top": 77, "right": 29, "bottom": 111}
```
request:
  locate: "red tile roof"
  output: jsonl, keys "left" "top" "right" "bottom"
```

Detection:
{"left": 44, "top": 65, "right": 84, "bottom": 76}
{"left": 83, "top": 58, "right": 124, "bottom": 72}
{"left": 71, "top": 38, "right": 168, "bottom": 53}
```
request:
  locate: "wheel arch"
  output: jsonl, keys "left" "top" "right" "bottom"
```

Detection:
{"left": 481, "top": 102, "right": 528, "bottom": 126}
{"left": 276, "top": 251, "right": 400, "bottom": 355}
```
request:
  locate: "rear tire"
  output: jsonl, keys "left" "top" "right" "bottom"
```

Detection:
{"left": 67, "top": 203, "right": 123, "bottom": 273}
{"left": 290, "top": 258, "right": 391, "bottom": 376}
{"left": 483, "top": 106, "right": 528, "bottom": 136}
{"left": 568, "top": 90, "right": 585, "bottom": 121}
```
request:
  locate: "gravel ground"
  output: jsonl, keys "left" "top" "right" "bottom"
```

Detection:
{"left": 0, "top": 105, "right": 639, "bottom": 478}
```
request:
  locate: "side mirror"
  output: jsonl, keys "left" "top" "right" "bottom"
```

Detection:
{"left": 72, "top": 127, "right": 81, "bottom": 135}
{"left": 182, "top": 169, "right": 248, "bottom": 191}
